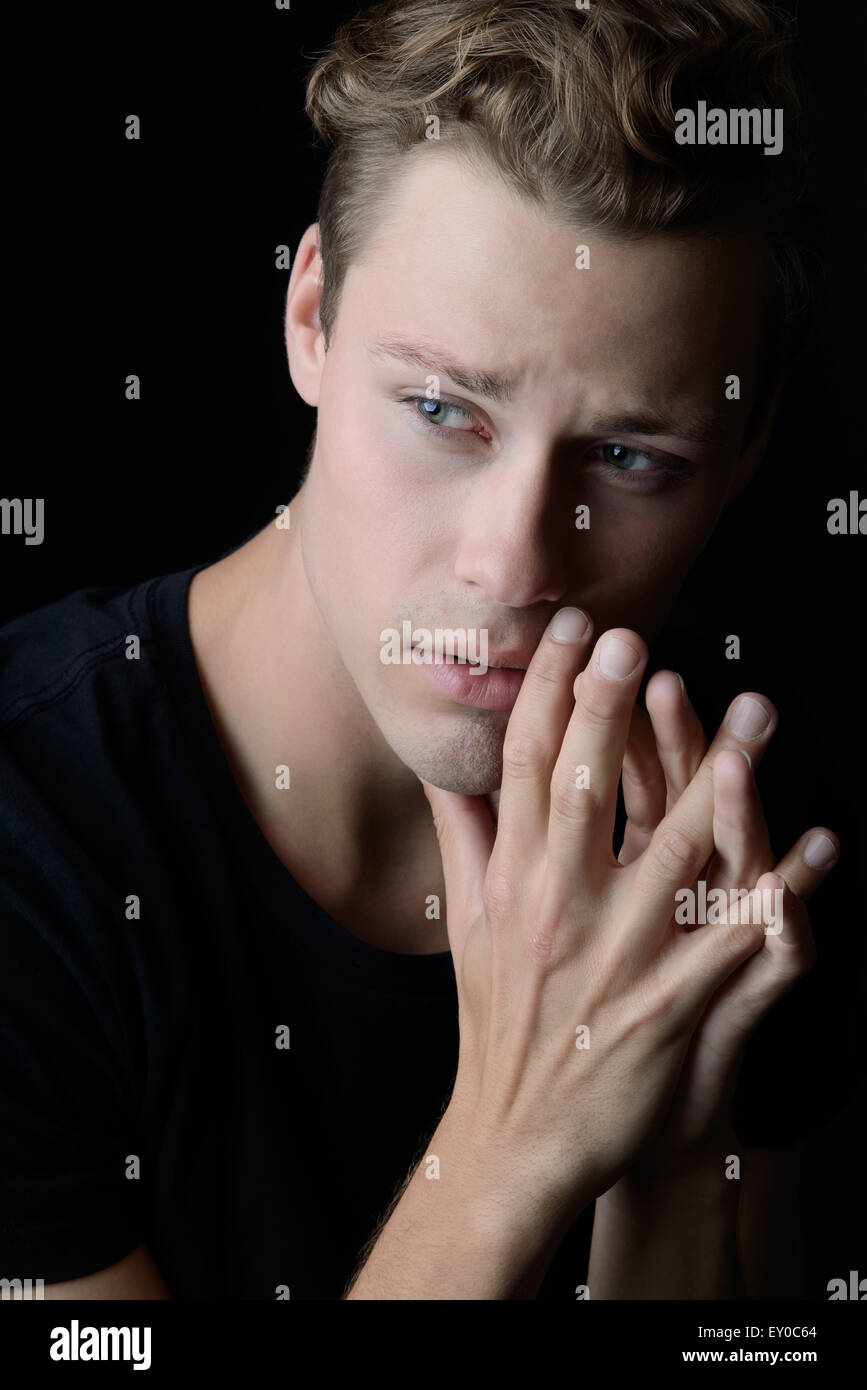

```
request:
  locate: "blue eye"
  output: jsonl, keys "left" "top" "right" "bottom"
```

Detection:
{"left": 600, "top": 444, "right": 657, "bottom": 472}
{"left": 397, "top": 394, "right": 684, "bottom": 482}
{"left": 412, "top": 396, "right": 476, "bottom": 430}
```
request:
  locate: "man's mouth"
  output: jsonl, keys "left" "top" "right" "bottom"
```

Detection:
{"left": 412, "top": 645, "right": 532, "bottom": 711}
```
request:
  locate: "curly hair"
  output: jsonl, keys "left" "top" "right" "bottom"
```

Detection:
{"left": 306, "top": 0, "right": 817, "bottom": 365}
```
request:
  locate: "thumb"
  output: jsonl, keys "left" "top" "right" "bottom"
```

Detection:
{"left": 420, "top": 779, "right": 496, "bottom": 949}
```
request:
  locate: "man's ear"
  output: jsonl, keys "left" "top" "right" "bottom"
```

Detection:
{"left": 284, "top": 223, "right": 327, "bottom": 408}
{"left": 723, "top": 372, "right": 785, "bottom": 505}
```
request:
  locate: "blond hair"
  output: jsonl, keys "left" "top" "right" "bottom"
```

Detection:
{"left": 306, "top": 0, "right": 815, "bottom": 364}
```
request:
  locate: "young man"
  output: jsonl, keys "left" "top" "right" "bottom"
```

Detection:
{"left": 0, "top": 0, "right": 854, "bottom": 1300}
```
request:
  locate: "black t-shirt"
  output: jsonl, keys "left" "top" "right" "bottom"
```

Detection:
{"left": 0, "top": 561, "right": 862, "bottom": 1299}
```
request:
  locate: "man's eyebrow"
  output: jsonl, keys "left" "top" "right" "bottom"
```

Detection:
{"left": 370, "top": 337, "right": 730, "bottom": 444}
{"left": 584, "top": 411, "right": 731, "bottom": 447}
{"left": 369, "top": 335, "right": 515, "bottom": 403}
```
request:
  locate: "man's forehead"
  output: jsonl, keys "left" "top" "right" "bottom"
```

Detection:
{"left": 357, "top": 232, "right": 766, "bottom": 399}
{"left": 366, "top": 146, "right": 765, "bottom": 280}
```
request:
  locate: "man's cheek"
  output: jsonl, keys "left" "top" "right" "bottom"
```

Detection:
{"left": 590, "top": 537, "right": 694, "bottom": 625}
{"left": 625, "top": 525, "right": 700, "bottom": 581}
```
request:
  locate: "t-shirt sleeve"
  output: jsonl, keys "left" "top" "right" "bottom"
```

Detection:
{"left": 0, "top": 774, "right": 146, "bottom": 1284}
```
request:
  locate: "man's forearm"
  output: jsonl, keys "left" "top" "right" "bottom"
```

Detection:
{"left": 343, "top": 1111, "right": 590, "bottom": 1300}
{"left": 587, "top": 1165, "right": 744, "bottom": 1300}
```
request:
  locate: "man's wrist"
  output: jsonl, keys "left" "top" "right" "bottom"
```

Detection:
{"left": 433, "top": 1102, "right": 593, "bottom": 1261}
{"left": 598, "top": 1148, "right": 742, "bottom": 1217}
{"left": 589, "top": 1152, "right": 744, "bottom": 1299}
{"left": 345, "top": 1105, "right": 589, "bottom": 1299}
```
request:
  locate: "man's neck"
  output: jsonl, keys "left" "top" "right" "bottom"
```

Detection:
{"left": 187, "top": 511, "right": 450, "bottom": 955}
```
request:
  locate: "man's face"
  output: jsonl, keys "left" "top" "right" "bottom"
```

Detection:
{"left": 293, "top": 146, "right": 771, "bottom": 795}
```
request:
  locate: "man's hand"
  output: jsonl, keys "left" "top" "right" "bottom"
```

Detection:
{"left": 610, "top": 669, "right": 839, "bottom": 1185}
{"left": 422, "top": 610, "right": 781, "bottom": 1234}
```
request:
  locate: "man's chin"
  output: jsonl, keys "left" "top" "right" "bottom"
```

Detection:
{"left": 412, "top": 765, "right": 502, "bottom": 797}
{"left": 400, "top": 727, "right": 505, "bottom": 797}
{"left": 368, "top": 686, "right": 509, "bottom": 795}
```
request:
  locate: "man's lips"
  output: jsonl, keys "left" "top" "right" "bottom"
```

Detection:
{"left": 405, "top": 631, "right": 543, "bottom": 708}
{"left": 418, "top": 657, "right": 527, "bottom": 710}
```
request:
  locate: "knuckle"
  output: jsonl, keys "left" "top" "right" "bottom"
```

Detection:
{"left": 624, "top": 775, "right": 665, "bottom": 823}
{"left": 527, "top": 660, "right": 569, "bottom": 697}
{"left": 722, "top": 914, "right": 766, "bottom": 956}
{"left": 549, "top": 775, "right": 597, "bottom": 829}
{"left": 524, "top": 912, "right": 570, "bottom": 967}
{"left": 501, "top": 732, "right": 547, "bottom": 779}
{"left": 622, "top": 757, "right": 655, "bottom": 791}
{"left": 649, "top": 824, "right": 700, "bottom": 879}
{"left": 577, "top": 688, "right": 621, "bottom": 731}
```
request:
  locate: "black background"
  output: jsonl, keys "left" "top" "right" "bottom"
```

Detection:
{"left": 6, "top": 0, "right": 866, "bottom": 1297}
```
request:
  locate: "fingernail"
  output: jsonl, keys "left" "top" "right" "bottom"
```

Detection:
{"left": 738, "top": 749, "right": 752, "bottom": 769}
{"left": 804, "top": 833, "right": 838, "bottom": 869}
{"left": 597, "top": 633, "right": 641, "bottom": 679}
{"left": 676, "top": 673, "right": 691, "bottom": 710}
{"left": 549, "top": 607, "right": 589, "bottom": 643}
{"left": 728, "top": 695, "right": 770, "bottom": 740}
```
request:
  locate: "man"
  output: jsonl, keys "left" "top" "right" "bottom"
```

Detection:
{"left": 0, "top": 0, "right": 855, "bottom": 1299}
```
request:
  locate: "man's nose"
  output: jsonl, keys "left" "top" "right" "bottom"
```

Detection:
{"left": 452, "top": 454, "right": 572, "bottom": 608}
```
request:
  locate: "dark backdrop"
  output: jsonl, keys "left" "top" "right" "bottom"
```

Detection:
{"left": 6, "top": 0, "right": 866, "bottom": 1298}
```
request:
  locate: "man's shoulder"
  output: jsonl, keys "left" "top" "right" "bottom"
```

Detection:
{"left": 0, "top": 567, "right": 198, "bottom": 740}
{"left": 3, "top": 577, "right": 149, "bottom": 731}
{"left": 0, "top": 566, "right": 206, "bottom": 867}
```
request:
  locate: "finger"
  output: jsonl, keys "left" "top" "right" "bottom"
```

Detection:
{"left": 748, "top": 870, "right": 814, "bottom": 962}
{"left": 664, "top": 897, "right": 767, "bottom": 1031}
{"left": 773, "top": 827, "right": 840, "bottom": 902}
{"left": 494, "top": 607, "right": 594, "bottom": 865}
{"left": 673, "top": 873, "right": 815, "bottom": 1046}
{"left": 420, "top": 780, "right": 496, "bottom": 961}
{"left": 720, "top": 872, "right": 816, "bottom": 993}
{"left": 645, "top": 669, "right": 707, "bottom": 810}
{"left": 709, "top": 747, "right": 774, "bottom": 891}
{"left": 619, "top": 703, "right": 667, "bottom": 866}
{"left": 628, "top": 691, "right": 778, "bottom": 924}
{"left": 546, "top": 628, "right": 648, "bottom": 883}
